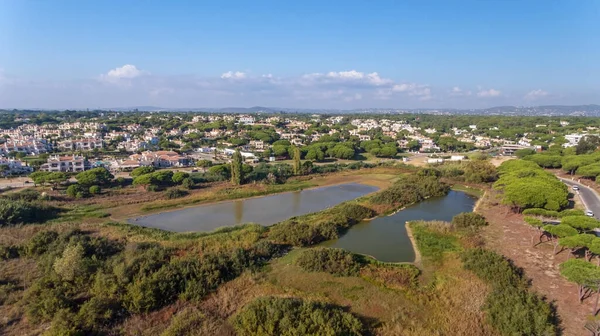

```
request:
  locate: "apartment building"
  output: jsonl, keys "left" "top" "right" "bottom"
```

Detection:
{"left": 40, "top": 155, "right": 89, "bottom": 172}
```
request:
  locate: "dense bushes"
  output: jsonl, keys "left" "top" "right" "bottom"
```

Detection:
{"left": 231, "top": 297, "right": 364, "bottom": 336}
{"left": 1, "top": 188, "right": 44, "bottom": 201}
{"left": 461, "top": 248, "right": 557, "bottom": 335}
{"left": 523, "top": 208, "right": 585, "bottom": 218}
{"left": 295, "top": 248, "right": 363, "bottom": 276}
{"left": 165, "top": 188, "right": 188, "bottom": 199}
{"left": 268, "top": 203, "right": 375, "bottom": 246}
{"left": 16, "top": 229, "right": 284, "bottom": 334}
{"left": 370, "top": 174, "right": 449, "bottom": 206}
{"left": 429, "top": 160, "right": 498, "bottom": 183}
{"left": 452, "top": 212, "right": 487, "bottom": 228}
{"left": 0, "top": 198, "right": 59, "bottom": 226}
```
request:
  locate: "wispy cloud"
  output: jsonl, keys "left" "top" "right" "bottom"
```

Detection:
{"left": 220, "top": 71, "right": 246, "bottom": 79}
{"left": 0, "top": 65, "right": 566, "bottom": 109}
{"left": 477, "top": 88, "right": 502, "bottom": 97}
{"left": 449, "top": 86, "right": 472, "bottom": 96}
{"left": 524, "top": 89, "right": 549, "bottom": 100}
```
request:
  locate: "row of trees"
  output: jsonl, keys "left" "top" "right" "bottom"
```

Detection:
{"left": 523, "top": 211, "right": 600, "bottom": 316}
{"left": 494, "top": 160, "right": 569, "bottom": 212}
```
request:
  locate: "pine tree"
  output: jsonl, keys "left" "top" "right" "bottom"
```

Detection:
{"left": 231, "top": 149, "right": 243, "bottom": 185}
{"left": 293, "top": 146, "right": 301, "bottom": 175}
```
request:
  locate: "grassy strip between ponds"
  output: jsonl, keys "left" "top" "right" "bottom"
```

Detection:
{"left": 450, "top": 183, "right": 485, "bottom": 197}
{"left": 267, "top": 174, "right": 450, "bottom": 247}
{"left": 140, "top": 180, "right": 316, "bottom": 212}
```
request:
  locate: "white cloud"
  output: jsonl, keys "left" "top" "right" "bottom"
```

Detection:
{"left": 449, "top": 86, "right": 472, "bottom": 97}
{"left": 103, "top": 64, "right": 146, "bottom": 80}
{"left": 524, "top": 89, "right": 549, "bottom": 100}
{"left": 303, "top": 70, "right": 392, "bottom": 86}
{"left": 391, "top": 83, "right": 432, "bottom": 100}
{"left": 477, "top": 88, "right": 501, "bottom": 97}
{"left": 4, "top": 67, "right": 568, "bottom": 109}
{"left": 221, "top": 71, "right": 246, "bottom": 79}
{"left": 326, "top": 70, "right": 364, "bottom": 79}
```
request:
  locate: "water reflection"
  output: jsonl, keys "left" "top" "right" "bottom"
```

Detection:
{"left": 131, "top": 183, "right": 379, "bottom": 232}
{"left": 320, "top": 191, "right": 476, "bottom": 262}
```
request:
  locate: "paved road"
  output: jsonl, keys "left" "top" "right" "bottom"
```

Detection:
{"left": 0, "top": 177, "right": 33, "bottom": 190}
{"left": 559, "top": 177, "right": 600, "bottom": 219}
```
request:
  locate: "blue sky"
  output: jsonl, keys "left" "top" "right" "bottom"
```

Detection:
{"left": 1, "top": 0, "right": 598, "bottom": 109}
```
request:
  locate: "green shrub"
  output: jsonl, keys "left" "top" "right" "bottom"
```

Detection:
{"left": 370, "top": 175, "right": 449, "bottom": 206}
{"left": 66, "top": 184, "right": 83, "bottom": 198}
{"left": 131, "top": 166, "right": 155, "bottom": 177}
{"left": 146, "top": 184, "right": 160, "bottom": 192}
{"left": 2, "top": 188, "right": 41, "bottom": 201}
{"left": 522, "top": 208, "right": 560, "bottom": 218}
{"left": 25, "top": 230, "right": 59, "bottom": 256}
{"left": 0, "top": 244, "right": 21, "bottom": 259}
{"left": 0, "top": 199, "right": 59, "bottom": 226}
{"left": 461, "top": 248, "right": 526, "bottom": 288}
{"left": 165, "top": 188, "right": 188, "bottom": 199}
{"left": 558, "top": 209, "right": 585, "bottom": 217}
{"left": 89, "top": 185, "right": 101, "bottom": 195}
{"left": 269, "top": 203, "right": 375, "bottom": 247}
{"left": 115, "top": 176, "right": 128, "bottom": 186}
{"left": 295, "top": 248, "right": 363, "bottom": 276}
{"left": 232, "top": 297, "right": 364, "bottom": 336}
{"left": 24, "top": 275, "right": 74, "bottom": 323}
{"left": 461, "top": 248, "right": 557, "bottom": 335}
{"left": 172, "top": 171, "right": 190, "bottom": 184}
{"left": 451, "top": 212, "right": 488, "bottom": 228}
{"left": 181, "top": 177, "right": 195, "bottom": 189}
{"left": 410, "top": 221, "right": 459, "bottom": 262}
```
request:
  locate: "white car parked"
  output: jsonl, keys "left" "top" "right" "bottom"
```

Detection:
{"left": 586, "top": 210, "right": 594, "bottom": 217}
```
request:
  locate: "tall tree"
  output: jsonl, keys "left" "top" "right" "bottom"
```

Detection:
{"left": 292, "top": 146, "right": 301, "bottom": 175}
{"left": 544, "top": 224, "right": 578, "bottom": 255}
{"left": 231, "top": 149, "right": 243, "bottom": 185}
{"left": 560, "top": 259, "right": 600, "bottom": 314}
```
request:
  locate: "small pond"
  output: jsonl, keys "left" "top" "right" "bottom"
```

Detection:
{"left": 130, "top": 183, "right": 379, "bottom": 232}
{"left": 319, "top": 190, "right": 477, "bottom": 262}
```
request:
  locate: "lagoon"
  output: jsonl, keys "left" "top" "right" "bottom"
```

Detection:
{"left": 130, "top": 183, "right": 379, "bottom": 232}
{"left": 320, "top": 190, "right": 477, "bottom": 262}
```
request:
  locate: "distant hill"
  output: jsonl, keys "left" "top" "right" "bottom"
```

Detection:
{"left": 9, "top": 104, "right": 600, "bottom": 116}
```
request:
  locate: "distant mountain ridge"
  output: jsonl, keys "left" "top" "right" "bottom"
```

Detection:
{"left": 5, "top": 104, "right": 600, "bottom": 116}
{"left": 101, "top": 104, "right": 600, "bottom": 116}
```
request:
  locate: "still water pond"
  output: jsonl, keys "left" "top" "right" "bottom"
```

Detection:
{"left": 320, "top": 191, "right": 477, "bottom": 263}
{"left": 131, "top": 183, "right": 379, "bottom": 232}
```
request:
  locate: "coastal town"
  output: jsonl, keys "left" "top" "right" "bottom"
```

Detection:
{"left": 0, "top": 111, "right": 595, "bottom": 178}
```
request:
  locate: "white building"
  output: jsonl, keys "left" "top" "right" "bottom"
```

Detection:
{"left": 238, "top": 115, "right": 255, "bottom": 125}
{"left": 41, "top": 155, "right": 89, "bottom": 172}
{"left": 0, "top": 158, "right": 33, "bottom": 175}
{"left": 564, "top": 134, "right": 586, "bottom": 147}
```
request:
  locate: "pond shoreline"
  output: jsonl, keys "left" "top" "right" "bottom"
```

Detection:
{"left": 129, "top": 183, "right": 380, "bottom": 232}
{"left": 405, "top": 222, "right": 422, "bottom": 266}
{"left": 129, "top": 180, "right": 385, "bottom": 224}
{"left": 320, "top": 190, "right": 478, "bottom": 263}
